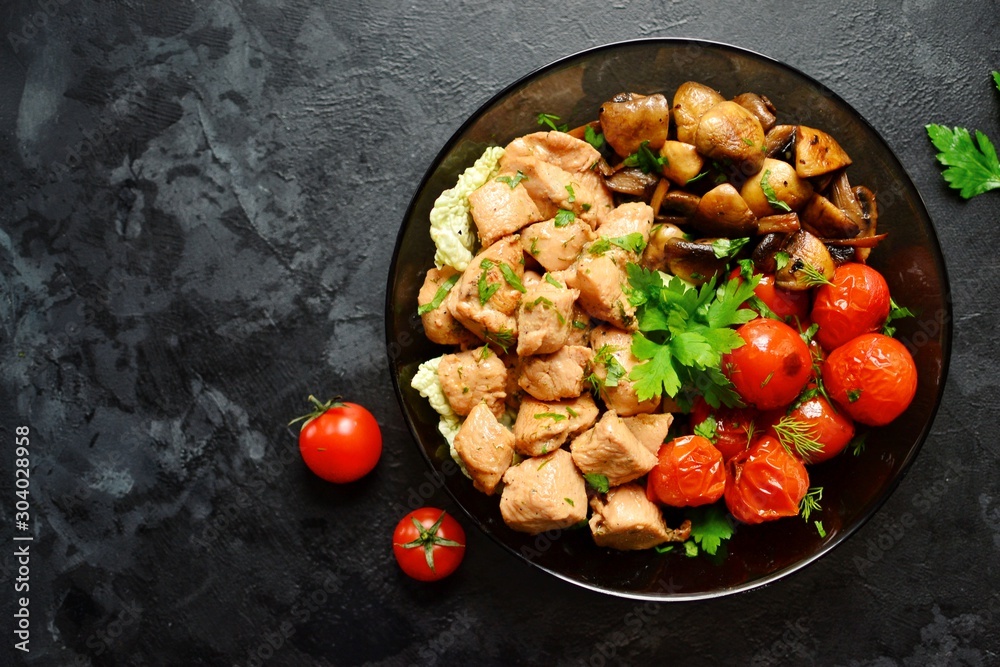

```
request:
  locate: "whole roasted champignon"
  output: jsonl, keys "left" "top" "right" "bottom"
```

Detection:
{"left": 599, "top": 92, "right": 672, "bottom": 158}
{"left": 774, "top": 230, "right": 835, "bottom": 291}
{"left": 739, "top": 157, "right": 814, "bottom": 218}
{"left": 695, "top": 101, "right": 767, "bottom": 179}
{"left": 692, "top": 183, "right": 757, "bottom": 237}
{"left": 732, "top": 93, "right": 777, "bottom": 133}
{"left": 660, "top": 237, "right": 731, "bottom": 285}
{"left": 672, "top": 81, "right": 725, "bottom": 145}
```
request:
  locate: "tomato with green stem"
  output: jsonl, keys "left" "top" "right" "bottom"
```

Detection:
{"left": 392, "top": 508, "right": 466, "bottom": 581}
{"left": 291, "top": 396, "right": 382, "bottom": 483}
{"left": 690, "top": 397, "right": 757, "bottom": 462}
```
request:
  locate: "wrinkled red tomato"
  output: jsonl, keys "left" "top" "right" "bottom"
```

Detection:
{"left": 725, "top": 435, "right": 809, "bottom": 524}
{"left": 811, "top": 263, "right": 890, "bottom": 351}
{"left": 822, "top": 333, "right": 918, "bottom": 426}
{"left": 690, "top": 397, "right": 756, "bottom": 462}
{"left": 730, "top": 268, "right": 812, "bottom": 327}
{"left": 769, "top": 394, "right": 855, "bottom": 463}
{"left": 723, "top": 318, "right": 812, "bottom": 410}
{"left": 647, "top": 435, "right": 727, "bottom": 507}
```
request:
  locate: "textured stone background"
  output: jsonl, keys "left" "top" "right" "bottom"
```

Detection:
{"left": 1, "top": 0, "right": 999, "bottom": 665}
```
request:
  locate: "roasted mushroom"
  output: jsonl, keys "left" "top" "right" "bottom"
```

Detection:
{"left": 765, "top": 124, "right": 797, "bottom": 160}
{"left": 733, "top": 92, "right": 777, "bottom": 133}
{"left": 600, "top": 92, "right": 672, "bottom": 157}
{"left": 739, "top": 157, "right": 814, "bottom": 217}
{"left": 775, "top": 230, "right": 835, "bottom": 290}
{"left": 795, "top": 125, "right": 852, "bottom": 177}
{"left": 692, "top": 183, "right": 758, "bottom": 237}
{"left": 672, "top": 81, "right": 725, "bottom": 145}
{"left": 605, "top": 167, "right": 660, "bottom": 197}
{"left": 662, "top": 237, "right": 730, "bottom": 284}
{"left": 695, "top": 101, "right": 767, "bottom": 178}
{"left": 641, "top": 221, "right": 686, "bottom": 271}
{"left": 800, "top": 193, "right": 861, "bottom": 239}
{"left": 659, "top": 140, "right": 705, "bottom": 186}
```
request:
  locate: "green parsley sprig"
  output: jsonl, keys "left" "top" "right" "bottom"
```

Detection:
{"left": 925, "top": 71, "right": 1000, "bottom": 199}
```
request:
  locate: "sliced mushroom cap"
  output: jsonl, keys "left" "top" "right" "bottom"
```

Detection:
{"left": 752, "top": 232, "right": 786, "bottom": 274}
{"left": 853, "top": 185, "right": 879, "bottom": 262}
{"left": 605, "top": 167, "right": 660, "bottom": 197}
{"left": 695, "top": 101, "right": 767, "bottom": 178}
{"left": 672, "top": 82, "right": 725, "bottom": 145}
{"left": 600, "top": 92, "right": 672, "bottom": 158}
{"left": 659, "top": 140, "right": 705, "bottom": 186}
{"left": 756, "top": 212, "right": 801, "bottom": 235}
{"left": 693, "top": 182, "right": 758, "bottom": 237}
{"left": 800, "top": 193, "right": 861, "bottom": 239}
{"left": 775, "top": 230, "right": 835, "bottom": 291}
{"left": 795, "top": 125, "right": 852, "bottom": 178}
{"left": 739, "top": 157, "right": 814, "bottom": 218}
{"left": 662, "top": 237, "right": 729, "bottom": 284}
{"left": 660, "top": 190, "right": 701, "bottom": 219}
{"left": 765, "top": 124, "right": 797, "bottom": 160}
{"left": 641, "top": 221, "right": 686, "bottom": 271}
{"left": 733, "top": 92, "right": 777, "bottom": 133}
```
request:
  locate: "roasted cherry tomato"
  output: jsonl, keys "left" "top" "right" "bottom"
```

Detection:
{"left": 392, "top": 508, "right": 466, "bottom": 581}
{"left": 811, "top": 263, "right": 890, "bottom": 351}
{"left": 822, "top": 333, "right": 917, "bottom": 426}
{"left": 729, "top": 268, "right": 812, "bottom": 327}
{"left": 725, "top": 435, "right": 810, "bottom": 524}
{"left": 723, "top": 318, "right": 812, "bottom": 410}
{"left": 690, "top": 397, "right": 756, "bottom": 462}
{"left": 647, "top": 435, "right": 726, "bottom": 507}
{"left": 294, "top": 396, "right": 382, "bottom": 483}
{"left": 768, "top": 393, "right": 855, "bottom": 464}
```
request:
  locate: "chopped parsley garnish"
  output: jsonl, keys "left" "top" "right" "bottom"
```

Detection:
{"left": 588, "top": 345, "right": 627, "bottom": 395}
{"left": 741, "top": 137, "right": 755, "bottom": 146}
{"left": 774, "top": 251, "right": 791, "bottom": 271}
{"left": 760, "top": 169, "right": 793, "bottom": 213}
{"left": 554, "top": 209, "right": 576, "bottom": 228}
{"left": 495, "top": 170, "right": 527, "bottom": 189}
{"left": 849, "top": 431, "right": 867, "bottom": 456}
{"left": 477, "top": 260, "right": 501, "bottom": 305}
{"left": 799, "top": 261, "right": 833, "bottom": 287}
{"left": 564, "top": 497, "right": 575, "bottom": 507}
{"left": 815, "top": 521, "right": 827, "bottom": 538}
{"left": 693, "top": 415, "right": 718, "bottom": 442}
{"left": 529, "top": 237, "right": 539, "bottom": 255}
{"left": 572, "top": 319, "right": 588, "bottom": 330}
{"left": 484, "top": 327, "right": 514, "bottom": 352}
{"left": 609, "top": 232, "right": 647, "bottom": 254}
{"left": 537, "top": 112, "right": 569, "bottom": 132}
{"left": 882, "top": 297, "right": 917, "bottom": 337}
{"left": 544, "top": 274, "right": 563, "bottom": 288}
{"left": 711, "top": 237, "right": 751, "bottom": 259}
{"left": 583, "top": 473, "right": 610, "bottom": 493}
{"left": 926, "top": 72, "right": 1000, "bottom": 199}
{"left": 584, "top": 125, "right": 605, "bottom": 150}
{"left": 565, "top": 183, "right": 576, "bottom": 203}
{"left": 566, "top": 406, "right": 579, "bottom": 418}
{"left": 687, "top": 504, "right": 734, "bottom": 556}
{"left": 799, "top": 486, "right": 823, "bottom": 521}
{"left": 686, "top": 170, "right": 709, "bottom": 185}
{"left": 623, "top": 140, "right": 668, "bottom": 174}
{"left": 847, "top": 388, "right": 863, "bottom": 403}
{"left": 625, "top": 263, "right": 759, "bottom": 409}
{"left": 498, "top": 262, "right": 526, "bottom": 293}
{"left": 534, "top": 412, "right": 567, "bottom": 422}
{"left": 417, "top": 273, "right": 459, "bottom": 315}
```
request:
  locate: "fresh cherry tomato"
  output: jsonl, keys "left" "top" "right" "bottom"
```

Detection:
{"left": 294, "top": 396, "right": 382, "bottom": 483}
{"left": 723, "top": 318, "right": 812, "bottom": 410}
{"left": 822, "top": 333, "right": 918, "bottom": 426}
{"left": 768, "top": 393, "right": 855, "bottom": 464}
{"left": 725, "top": 435, "right": 810, "bottom": 524}
{"left": 729, "top": 268, "right": 812, "bottom": 327}
{"left": 811, "top": 263, "right": 890, "bottom": 351}
{"left": 392, "top": 508, "right": 466, "bottom": 581}
{"left": 647, "top": 435, "right": 727, "bottom": 507}
{"left": 690, "top": 397, "right": 756, "bottom": 462}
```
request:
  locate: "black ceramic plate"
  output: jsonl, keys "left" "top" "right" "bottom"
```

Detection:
{"left": 385, "top": 39, "right": 951, "bottom": 600}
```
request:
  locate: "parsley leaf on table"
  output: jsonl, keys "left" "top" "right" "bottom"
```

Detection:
{"left": 925, "top": 70, "right": 1000, "bottom": 199}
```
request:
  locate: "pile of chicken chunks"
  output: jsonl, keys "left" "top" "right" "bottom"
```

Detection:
{"left": 417, "top": 81, "right": 875, "bottom": 551}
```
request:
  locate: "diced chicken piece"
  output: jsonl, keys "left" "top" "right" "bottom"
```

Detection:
{"left": 518, "top": 345, "right": 594, "bottom": 401}
{"left": 595, "top": 202, "right": 654, "bottom": 253}
{"left": 453, "top": 403, "right": 515, "bottom": 495}
{"left": 418, "top": 267, "right": 480, "bottom": 346}
{"left": 565, "top": 301, "right": 592, "bottom": 347}
{"left": 522, "top": 270, "right": 543, "bottom": 288}
{"left": 448, "top": 235, "right": 524, "bottom": 349}
{"left": 516, "top": 281, "right": 579, "bottom": 356}
{"left": 499, "top": 132, "right": 614, "bottom": 227}
{"left": 500, "top": 448, "right": 587, "bottom": 534}
{"left": 589, "top": 484, "right": 691, "bottom": 550}
{"left": 521, "top": 217, "right": 596, "bottom": 272}
{"left": 502, "top": 352, "right": 524, "bottom": 411}
{"left": 512, "top": 394, "right": 599, "bottom": 457}
{"left": 469, "top": 179, "right": 544, "bottom": 247}
{"left": 589, "top": 325, "right": 661, "bottom": 416}
{"left": 622, "top": 413, "right": 675, "bottom": 455}
{"left": 570, "top": 409, "right": 657, "bottom": 486}
{"left": 569, "top": 249, "right": 636, "bottom": 331}
{"left": 437, "top": 349, "right": 507, "bottom": 418}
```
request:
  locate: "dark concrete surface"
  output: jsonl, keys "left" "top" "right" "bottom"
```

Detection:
{"left": 1, "top": 1, "right": 999, "bottom": 665}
